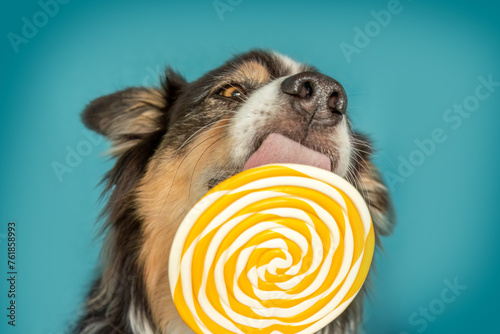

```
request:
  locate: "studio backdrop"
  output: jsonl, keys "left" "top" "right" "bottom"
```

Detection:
{"left": 1, "top": 0, "right": 500, "bottom": 333}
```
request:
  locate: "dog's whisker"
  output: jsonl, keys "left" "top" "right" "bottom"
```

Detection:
{"left": 159, "top": 131, "right": 227, "bottom": 214}
{"left": 348, "top": 149, "right": 373, "bottom": 208}
{"left": 351, "top": 137, "right": 396, "bottom": 168}
{"left": 188, "top": 135, "right": 227, "bottom": 198}
{"left": 157, "top": 121, "right": 233, "bottom": 164}
{"left": 175, "top": 119, "right": 227, "bottom": 152}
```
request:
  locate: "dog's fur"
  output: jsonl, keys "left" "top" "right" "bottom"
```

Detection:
{"left": 74, "top": 50, "right": 395, "bottom": 334}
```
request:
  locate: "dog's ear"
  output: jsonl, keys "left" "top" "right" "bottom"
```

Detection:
{"left": 351, "top": 134, "right": 396, "bottom": 237}
{"left": 82, "top": 68, "right": 186, "bottom": 156}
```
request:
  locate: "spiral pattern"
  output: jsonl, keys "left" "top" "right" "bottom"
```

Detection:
{"left": 169, "top": 164, "right": 374, "bottom": 334}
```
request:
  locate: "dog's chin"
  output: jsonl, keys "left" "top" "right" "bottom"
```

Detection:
{"left": 207, "top": 133, "right": 335, "bottom": 190}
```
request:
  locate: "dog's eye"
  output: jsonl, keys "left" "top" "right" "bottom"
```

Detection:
{"left": 218, "top": 85, "right": 246, "bottom": 99}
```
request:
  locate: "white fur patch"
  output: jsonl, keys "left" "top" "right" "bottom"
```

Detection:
{"left": 229, "top": 76, "right": 289, "bottom": 164}
{"left": 333, "top": 118, "right": 353, "bottom": 176}
{"left": 273, "top": 51, "right": 304, "bottom": 74}
{"left": 128, "top": 304, "right": 155, "bottom": 334}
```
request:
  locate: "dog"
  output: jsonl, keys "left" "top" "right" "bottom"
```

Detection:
{"left": 74, "top": 50, "right": 395, "bottom": 334}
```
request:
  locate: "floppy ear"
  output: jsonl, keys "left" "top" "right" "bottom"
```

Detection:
{"left": 351, "top": 134, "right": 396, "bottom": 238}
{"left": 81, "top": 69, "right": 186, "bottom": 156}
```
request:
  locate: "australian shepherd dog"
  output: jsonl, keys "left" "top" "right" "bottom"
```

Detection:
{"left": 74, "top": 50, "right": 395, "bottom": 334}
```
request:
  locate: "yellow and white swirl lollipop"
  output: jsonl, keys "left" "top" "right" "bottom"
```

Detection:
{"left": 169, "top": 164, "right": 374, "bottom": 334}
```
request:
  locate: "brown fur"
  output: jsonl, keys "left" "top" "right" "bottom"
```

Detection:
{"left": 234, "top": 61, "right": 271, "bottom": 85}
{"left": 136, "top": 119, "right": 232, "bottom": 329}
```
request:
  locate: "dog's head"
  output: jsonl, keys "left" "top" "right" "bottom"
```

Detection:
{"left": 81, "top": 50, "right": 395, "bottom": 332}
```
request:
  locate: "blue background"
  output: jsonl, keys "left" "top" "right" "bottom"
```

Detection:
{"left": 1, "top": 0, "right": 499, "bottom": 333}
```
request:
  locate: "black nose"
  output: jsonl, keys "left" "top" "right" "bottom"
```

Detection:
{"left": 281, "top": 72, "right": 347, "bottom": 123}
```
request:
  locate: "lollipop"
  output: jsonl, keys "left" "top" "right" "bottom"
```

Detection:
{"left": 168, "top": 164, "right": 374, "bottom": 334}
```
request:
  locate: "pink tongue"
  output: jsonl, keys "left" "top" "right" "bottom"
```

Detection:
{"left": 242, "top": 133, "right": 331, "bottom": 171}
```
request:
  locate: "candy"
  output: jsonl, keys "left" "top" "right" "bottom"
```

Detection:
{"left": 169, "top": 164, "right": 374, "bottom": 334}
